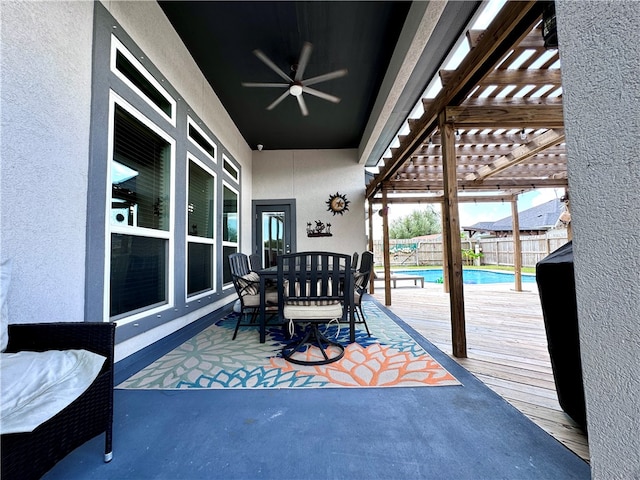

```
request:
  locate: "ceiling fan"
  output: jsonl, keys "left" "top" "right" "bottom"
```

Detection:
{"left": 241, "top": 42, "right": 348, "bottom": 116}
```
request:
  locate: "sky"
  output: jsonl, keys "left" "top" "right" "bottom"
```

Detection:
{"left": 370, "top": 188, "right": 565, "bottom": 240}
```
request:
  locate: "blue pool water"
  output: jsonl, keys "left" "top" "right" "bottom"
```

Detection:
{"left": 394, "top": 269, "right": 536, "bottom": 285}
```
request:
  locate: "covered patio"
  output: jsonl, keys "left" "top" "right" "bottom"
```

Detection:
{"left": 2, "top": 0, "right": 638, "bottom": 478}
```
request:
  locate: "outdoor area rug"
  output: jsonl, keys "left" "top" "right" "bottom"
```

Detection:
{"left": 117, "top": 301, "right": 460, "bottom": 389}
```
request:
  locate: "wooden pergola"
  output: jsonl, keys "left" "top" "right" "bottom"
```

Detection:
{"left": 365, "top": 1, "right": 568, "bottom": 358}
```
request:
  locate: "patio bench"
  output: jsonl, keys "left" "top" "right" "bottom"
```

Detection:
{"left": 374, "top": 271, "right": 424, "bottom": 288}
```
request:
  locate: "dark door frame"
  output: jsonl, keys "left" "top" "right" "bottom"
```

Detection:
{"left": 252, "top": 199, "right": 297, "bottom": 264}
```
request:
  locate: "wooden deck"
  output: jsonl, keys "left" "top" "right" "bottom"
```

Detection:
{"left": 371, "top": 280, "right": 589, "bottom": 462}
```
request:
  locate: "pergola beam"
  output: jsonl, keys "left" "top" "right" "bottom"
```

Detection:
{"left": 443, "top": 105, "right": 565, "bottom": 129}
{"left": 440, "top": 69, "right": 561, "bottom": 88}
{"left": 370, "top": 194, "right": 517, "bottom": 204}
{"left": 383, "top": 177, "right": 568, "bottom": 191}
{"left": 411, "top": 144, "right": 566, "bottom": 158}
{"left": 467, "top": 27, "right": 545, "bottom": 50}
{"left": 465, "top": 129, "right": 566, "bottom": 180}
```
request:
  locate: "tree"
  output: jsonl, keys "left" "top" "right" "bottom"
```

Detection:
{"left": 389, "top": 207, "right": 441, "bottom": 239}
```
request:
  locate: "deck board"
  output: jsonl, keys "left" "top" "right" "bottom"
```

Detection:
{"left": 371, "top": 280, "right": 590, "bottom": 462}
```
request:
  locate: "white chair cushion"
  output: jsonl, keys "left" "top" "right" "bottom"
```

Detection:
{"left": 0, "top": 349, "right": 106, "bottom": 434}
{"left": 284, "top": 303, "right": 343, "bottom": 320}
{"left": 242, "top": 290, "right": 278, "bottom": 307}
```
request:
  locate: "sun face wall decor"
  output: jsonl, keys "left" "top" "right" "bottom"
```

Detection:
{"left": 326, "top": 192, "right": 349, "bottom": 215}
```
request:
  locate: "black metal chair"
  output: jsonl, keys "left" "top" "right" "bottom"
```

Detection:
{"left": 228, "top": 253, "right": 277, "bottom": 340}
{"left": 352, "top": 251, "right": 373, "bottom": 336}
{"left": 278, "top": 251, "right": 352, "bottom": 365}
{"left": 248, "top": 253, "right": 261, "bottom": 273}
{"left": 351, "top": 251, "right": 359, "bottom": 271}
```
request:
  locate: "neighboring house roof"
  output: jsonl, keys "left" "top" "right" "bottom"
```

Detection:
{"left": 464, "top": 199, "right": 564, "bottom": 233}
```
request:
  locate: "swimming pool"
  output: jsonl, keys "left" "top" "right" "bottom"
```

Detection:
{"left": 393, "top": 269, "right": 537, "bottom": 285}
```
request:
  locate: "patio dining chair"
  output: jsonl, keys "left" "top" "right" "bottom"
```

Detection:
{"left": 351, "top": 251, "right": 373, "bottom": 336}
{"left": 277, "top": 251, "right": 352, "bottom": 365}
{"left": 228, "top": 253, "right": 277, "bottom": 340}
{"left": 248, "top": 253, "right": 262, "bottom": 273}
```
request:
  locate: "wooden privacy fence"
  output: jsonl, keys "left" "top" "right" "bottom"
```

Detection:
{"left": 372, "top": 230, "right": 569, "bottom": 268}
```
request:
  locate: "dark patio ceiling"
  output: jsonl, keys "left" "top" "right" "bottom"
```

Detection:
{"left": 158, "top": 1, "right": 479, "bottom": 153}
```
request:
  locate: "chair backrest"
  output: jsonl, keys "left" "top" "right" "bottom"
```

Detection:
{"left": 248, "top": 253, "right": 261, "bottom": 272}
{"left": 355, "top": 251, "right": 374, "bottom": 293}
{"left": 228, "top": 253, "right": 250, "bottom": 277}
{"left": 351, "top": 251, "right": 359, "bottom": 271}
{"left": 228, "top": 253, "right": 258, "bottom": 299}
{"left": 277, "top": 251, "right": 352, "bottom": 315}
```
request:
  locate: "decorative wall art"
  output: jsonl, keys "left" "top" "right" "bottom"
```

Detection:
{"left": 307, "top": 220, "right": 332, "bottom": 237}
{"left": 326, "top": 192, "right": 349, "bottom": 215}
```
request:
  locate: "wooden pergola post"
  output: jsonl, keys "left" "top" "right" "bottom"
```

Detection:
{"left": 511, "top": 197, "right": 522, "bottom": 292}
{"left": 440, "top": 200, "right": 450, "bottom": 293}
{"left": 439, "top": 113, "right": 467, "bottom": 358}
{"left": 381, "top": 185, "right": 392, "bottom": 306}
{"left": 368, "top": 201, "right": 375, "bottom": 293}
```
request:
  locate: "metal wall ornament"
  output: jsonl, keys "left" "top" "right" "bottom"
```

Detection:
{"left": 307, "top": 220, "right": 332, "bottom": 237}
{"left": 326, "top": 192, "right": 350, "bottom": 215}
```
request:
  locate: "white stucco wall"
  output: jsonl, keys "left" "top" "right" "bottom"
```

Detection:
{"left": 252, "top": 149, "right": 367, "bottom": 256}
{"left": 1, "top": 1, "right": 94, "bottom": 323}
{"left": 556, "top": 1, "right": 640, "bottom": 478}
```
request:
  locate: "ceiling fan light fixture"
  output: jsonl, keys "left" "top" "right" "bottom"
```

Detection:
{"left": 242, "top": 41, "right": 346, "bottom": 116}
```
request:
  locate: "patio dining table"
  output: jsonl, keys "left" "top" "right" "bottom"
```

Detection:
{"left": 257, "top": 265, "right": 356, "bottom": 344}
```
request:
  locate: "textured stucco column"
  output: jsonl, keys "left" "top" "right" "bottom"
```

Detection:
{"left": 0, "top": 1, "right": 94, "bottom": 323}
{"left": 556, "top": 1, "right": 640, "bottom": 477}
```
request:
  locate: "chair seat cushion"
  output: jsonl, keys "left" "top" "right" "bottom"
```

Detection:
{"left": 0, "top": 349, "right": 106, "bottom": 434}
{"left": 242, "top": 290, "right": 278, "bottom": 307}
{"left": 284, "top": 302, "right": 343, "bottom": 320}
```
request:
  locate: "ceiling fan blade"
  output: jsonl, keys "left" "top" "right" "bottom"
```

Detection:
{"left": 302, "top": 86, "right": 341, "bottom": 104}
{"left": 303, "top": 69, "right": 348, "bottom": 87}
{"left": 294, "top": 42, "right": 313, "bottom": 82}
{"left": 253, "top": 49, "right": 292, "bottom": 82}
{"left": 296, "top": 94, "right": 309, "bottom": 116}
{"left": 266, "top": 90, "right": 290, "bottom": 111}
{"left": 242, "top": 82, "right": 290, "bottom": 88}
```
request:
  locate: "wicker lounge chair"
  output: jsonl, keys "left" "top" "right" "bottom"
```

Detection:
{"left": 1, "top": 322, "right": 115, "bottom": 480}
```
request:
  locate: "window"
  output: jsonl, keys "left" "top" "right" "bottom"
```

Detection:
{"left": 108, "top": 95, "right": 174, "bottom": 320}
{"left": 222, "top": 183, "right": 239, "bottom": 285}
{"left": 188, "top": 117, "right": 217, "bottom": 162}
{"left": 223, "top": 154, "right": 239, "bottom": 181}
{"left": 111, "top": 36, "right": 176, "bottom": 125}
{"left": 187, "top": 157, "right": 216, "bottom": 297}
{"left": 89, "top": 12, "right": 246, "bottom": 329}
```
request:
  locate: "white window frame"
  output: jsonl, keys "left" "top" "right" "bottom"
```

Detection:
{"left": 222, "top": 153, "right": 240, "bottom": 182}
{"left": 222, "top": 181, "right": 240, "bottom": 289}
{"left": 186, "top": 153, "right": 217, "bottom": 300}
{"left": 110, "top": 35, "right": 177, "bottom": 127}
{"left": 104, "top": 91, "right": 176, "bottom": 324}
{"left": 187, "top": 116, "right": 217, "bottom": 164}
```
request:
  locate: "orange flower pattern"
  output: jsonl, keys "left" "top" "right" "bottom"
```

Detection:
{"left": 269, "top": 343, "right": 458, "bottom": 387}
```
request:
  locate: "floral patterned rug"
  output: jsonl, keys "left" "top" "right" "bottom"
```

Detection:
{"left": 117, "top": 302, "right": 460, "bottom": 389}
